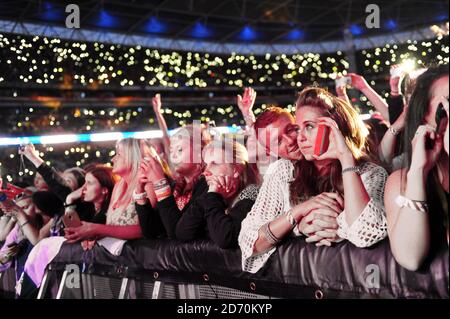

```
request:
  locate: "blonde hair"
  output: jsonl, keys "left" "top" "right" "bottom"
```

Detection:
{"left": 109, "top": 138, "right": 143, "bottom": 213}
{"left": 203, "top": 139, "right": 249, "bottom": 164}
{"left": 203, "top": 138, "right": 259, "bottom": 186}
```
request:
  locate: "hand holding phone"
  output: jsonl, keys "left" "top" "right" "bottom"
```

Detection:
{"left": 314, "top": 124, "right": 331, "bottom": 156}
{"left": 335, "top": 76, "right": 352, "bottom": 88}
{"left": 63, "top": 210, "right": 82, "bottom": 228}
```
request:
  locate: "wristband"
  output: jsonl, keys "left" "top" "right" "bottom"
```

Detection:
{"left": 395, "top": 195, "right": 428, "bottom": 213}
{"left": 132, "top": 190, "right": 147, "bottom": 201}
{"left": 388, "top": 126, "right": 400, "bottom": 136}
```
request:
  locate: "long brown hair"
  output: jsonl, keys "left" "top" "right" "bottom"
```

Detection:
{"left": 86, "top": 165, "right": 118, "bottom": 213}
{"left": 290, "top": 87, "right": 370, "bottom": 202}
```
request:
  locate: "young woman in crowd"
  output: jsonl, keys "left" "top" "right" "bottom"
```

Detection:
{"left": 239, "top": 87, "right": 388, "bottom": 273}
{"left": 384, "top": 65, "right": 449, "bottom": 271}
{"left": 173, "top": 139, "right": 259, "bottom": 248}
{"left": 20, "top": 144, "right": 94, "bottom": 221}
{"left": 135, "top": 124, "right": 211, "bottom": 239}
{"left": 0, "top": 190, "right": 59, "bottom": 286}
{"left": 65, "top": 165, "right": 117, "bottom": 225}
{"left": 18, "top": 138, "right": 145, "bottom": 296}
{"left": 33, "top": 173, "right": 49, "bottom": 192}
{"left": 379, "top": 66, "right": 428, "bottom": 171}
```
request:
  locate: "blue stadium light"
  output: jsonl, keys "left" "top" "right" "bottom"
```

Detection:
{"left": 385, "top": 20, "right": 397, "bottom": 30}
{"left": 97, "top": 10, "right": 118, "bottom": 28}
{"left": 285, "top": 28, "right": 304, "bottom": 41}
{"left": 239, "top": 26, "right": 258, "bottom": 41}
{"left": 0, "top": 127, "right": 242, "bottom": 147}
{"left": 144, "top": 17, "right": 167, "bottom": 34}
{"left": 436, "top": 13, "right": 449, "bottom": 22}
{"left": 349, "top": 24, "right": 364, "bottom": 36}
{"left": 190, "top": 22, "right": 212, "bottom": 38}
{"left": 41, "top": 2, "right": 62, "bottom": 22}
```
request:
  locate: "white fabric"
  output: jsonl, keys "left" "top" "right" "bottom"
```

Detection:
{"left": 238, "top": 159, "right": 388, "bottom": 274}
{"left": 107, "top": 202, "right": 139, "bottom": 226}
{"left": 97, "top": 237, "right": 127, "bottom": 256}
{"left": 21, "top": 236, "right": 67, "bottom": 288}
{"left": 336, "top": 162, "right": 388, "bottom": 247}
{"left": 238, "top": 159, "right": 297, "bottom": 274}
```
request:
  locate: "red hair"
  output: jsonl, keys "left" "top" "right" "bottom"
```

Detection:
{"left": 253, "top": 106, "right": 294, "bottom": 139}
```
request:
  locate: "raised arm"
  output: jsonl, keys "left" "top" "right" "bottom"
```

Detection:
{"left": 20, "top": 144, "right": 72, "bottom": 202}
{"left": 379, "top": 107, "right": 407, "bottom": 166}
{"left": 349, "top": 73, "right": 389, "bottom": 121}
{"left": 152, "top": 94, "right": 170, "bottom": 157}
{"left": 335, "top": 78, "right": 352, "bottom": 106}
{"left": 237, "top": 87, "right": 257, "bottom": 128}
{"left": 385, "top": 124, "right": 444, "bottom": 271}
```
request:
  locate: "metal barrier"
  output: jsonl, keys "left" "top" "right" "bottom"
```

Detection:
{"left": 38, "top": 266, "right": 272, "bottom": 299}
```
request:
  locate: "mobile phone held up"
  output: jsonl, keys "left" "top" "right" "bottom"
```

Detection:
{"left": 335, "top": 76, "right": 352, "bottom": 88}
{"left": 426, "top": 102, "right": 448, "bottom": 150}
{"left": 314, "top": 124, "right": 330, "bottom": 157}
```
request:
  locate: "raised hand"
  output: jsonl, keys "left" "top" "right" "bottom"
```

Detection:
{"left": 18, "top": 143, "right": 44, "bottom": 168}
{"left": 389, "top": 65, "right": 404, "bottom": 94}
{"left": 152, "top": 94, "right": 162, "bottom": 113}
{"left": 349, "top": 73, "right": 369, "bottom": 91}
{"left": 312, "top": 117, "right": 353, "bottom": 163}
{"left": 237, "top": 87, "right": 257, "bottom": 115}
{"left": 410, "top": 124, "right": 444, "bottom": 175}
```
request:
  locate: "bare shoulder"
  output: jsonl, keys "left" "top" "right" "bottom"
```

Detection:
{"left": 385, "top": 168, "right": 407, "bottom": 193}
{"left": 384, "top": 169, "right": 407, "bottom": 216}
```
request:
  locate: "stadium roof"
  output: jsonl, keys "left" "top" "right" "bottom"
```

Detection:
{"left": 0, "top": 0, "right": 448, "bottom": 54}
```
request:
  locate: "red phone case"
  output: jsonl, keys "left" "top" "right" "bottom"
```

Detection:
{"left": 314, "top": 125, "right": 330, "bottom": 156}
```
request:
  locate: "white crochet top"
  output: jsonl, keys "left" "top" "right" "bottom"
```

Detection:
{"left": 238, "top": 159, "right": 388, "bottom": 273}
{"left": 106, "top": 202, "right": 139, "bottom": 226}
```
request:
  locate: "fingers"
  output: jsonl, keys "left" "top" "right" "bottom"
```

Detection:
{"left": 305, "top": 234, "right": 322, "bottom": 243}
{"left": 315, "top": 229, "right": 339, "bottom": 239}
{"left": 318, "top": 117, "right": 339, "bottom": 130}
{"left": 64, "top": 233, "right": 79, "bottom": 242}
{"left": 302, "top": 224, "right": 323, "bottom": 236}
{"left": 413, "top": 124, "right": 435, "bottom": 148}
{"left": 312, "top": 196, "right": 342, "bottom": 214}
{"left": 320, "top": 192, "right": 344, "bottom": 209}
{"left": 316, "top": 240, "right": 332, "bottom": 247}
{"left": 311, "top": 215, "right": 339, "bottom": 229}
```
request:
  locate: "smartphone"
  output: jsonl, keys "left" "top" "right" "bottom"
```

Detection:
{"left": 314, "top": 124, "right": 330, "bottom": 156}
{"left": 62, "top": 210, "right": 82, "bottom": 228}
{"left": 335, "top": 76, "right": 352, "bottom": 88}
{"left": 435, "top": 102, "right": 448, "bottom": 133}
{"left": 390, "top": 67, "right": 404, "bottom": 77}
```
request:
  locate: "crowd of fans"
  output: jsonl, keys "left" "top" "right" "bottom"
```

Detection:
{"left": 0, "top": 32, "right": 449, "bottom": 298}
